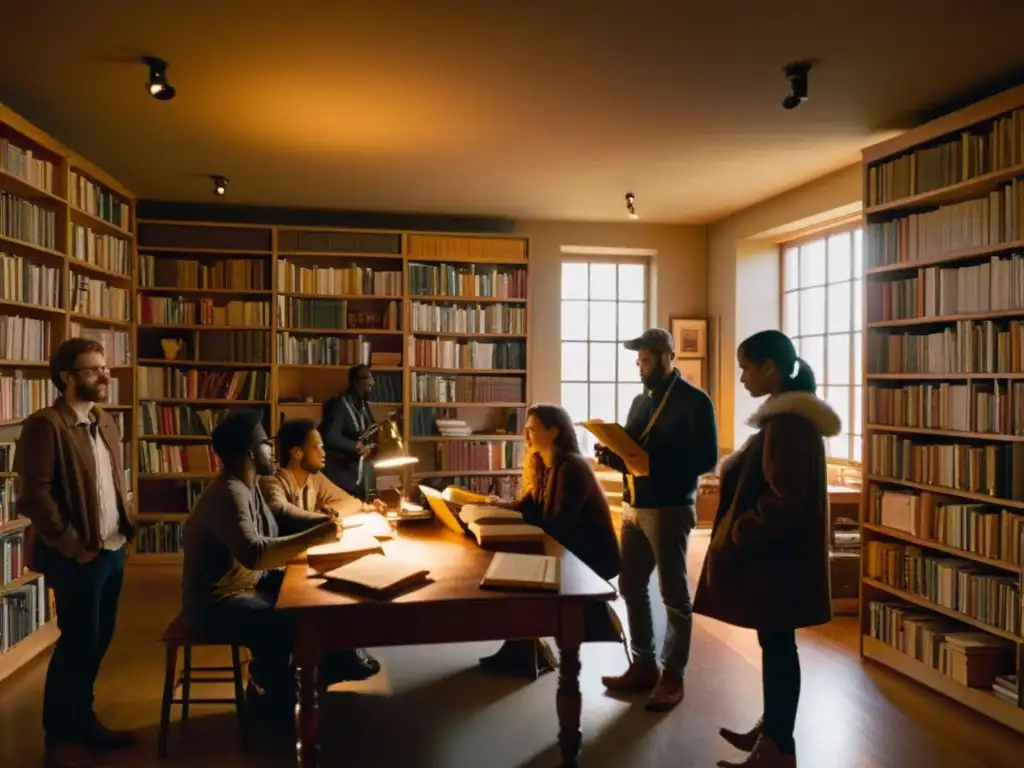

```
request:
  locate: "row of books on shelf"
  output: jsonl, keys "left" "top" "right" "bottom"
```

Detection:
{"left": 139, "top": 402, "right": 232, "bottom": 437}
{"left": 278, "top": 229, "right": 400, "bottom": 256}
{"left": 866, "top": 108, "right": 1024, "bottom": 206}
{"left": 410, "top": 408, "right": 525, "bottom": 438}
{"left": 139, "top": 442, "right": 221, "bottom": 475}
{"left": 362, "top": 372, "right": 401, "bottom": 403}
{"left": 867, "top": 319, "right": 1024, "bottom": 374}
{"left": 0, "top": 374, "right": 59, "bottom": 423}
{"left": 70, "top": 275, "right": 129, "bottom": 322}
{"left": 148, "top": 331, "right": 270, "bottom": 364}
{"left": 72, "top": 225, "right": 130, "bottom": 274}
{"left": 0, "top": 573, "right": 51, "bottom": 654}
{"left": 277, "top": 334, "right": 375, "bottom": 367}
{"left": 407, "top": 262, "right": 526, "bottom": 298}
{"left": 277, "top": 261, "right": 402, "bottom": 296}
{"left": 867, "top": 486, "right": 1024, "bottom": 565}
{"left": 277, "top": 297, "right": 400, "bottom": 331}
{"left": 71, "top": 325, "right": 131, "bottom": 366}
{"left": 867, "top": 381, "right": 1024, "bottom": 435}
{"left": 0, "top": 315, "right": 50, "bottom": 362}
{"left": 868, "top": 435, "right": 1024, "bottom": 501}
{"left": 864, "top": 540, "right": 1020, "bottom": 635}
{"left": 407, "top": 235, "right": 523, "bottom": 262}
{"left": 1, "top": 138, "right": 57, "bottom": 194}
{"left": 0, "top": 191, "right": 59, "bottom": 251}
{"left": 408, "top": 338, "right": 526, "bottom": 370}
{"left": 869, "top": 254, "right": 1024, "bottom": 320}
{"left": 409, "top": 301, "right": 526, "bottom": 335}
{"left": 0, "top": 477, "right": 16, "bottom": 526}
{"left": 1, "top": 529, "right": 25, "bottom": 586}
{"left": 428, "top": 441, "right": 524, "bottom": 473}
{"left": 140, "top": 256, "right": 269, "bottom": 290}
{"left": 70, "top": 171, "right": 130, "bottom": 230}
{"left": 0, "top": 253, "right": 61, "bottom": 309}
{"left": 866, "top": 180, "right": 1024, "bottom": 267}
{"left": 135, "top": 521, "right": 184, "bottom": 555}
{"left": 137, "top": 296, "right": 271, "bottom": 327}
{"left": 410, "top": 373, "right": 524, "bottom": 404}
{"left": 867, "top": 600, "right": 1019, "bottom": 703}
{"left": 421, "top": 474, "right": 522, "bottom": 499}
{"left": 138, "top": 367, "right": 269, "bottom": 401}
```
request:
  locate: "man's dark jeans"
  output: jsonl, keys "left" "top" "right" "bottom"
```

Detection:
{"left": 41, "top": 545, "right": 126, "bottom": 745}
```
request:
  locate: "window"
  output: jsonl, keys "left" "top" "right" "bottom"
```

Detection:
{"left": 560, "top": 260, "right": 648, "bottom": 455}
{"left": 781, "top": 226, "right": 863, "bottom": 462}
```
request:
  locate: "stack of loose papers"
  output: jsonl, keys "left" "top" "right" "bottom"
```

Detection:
{"left": 340, "top": 512, "right": 394, "bottom": 538}
{"left": 303, "top": 531, "right": 384, "bottom": 573}
{"left": 481, "top": 552, "right": 560, "bottom": 591}
{"left": 321, "top": 554, "right": 431, "bottom": 595}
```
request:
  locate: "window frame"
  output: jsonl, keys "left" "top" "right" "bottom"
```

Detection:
{"left": 778, "top": 221, "right": 863, "bottom": 465}
{"left": 558, "top": 255, "right": 652, "bottom": 456}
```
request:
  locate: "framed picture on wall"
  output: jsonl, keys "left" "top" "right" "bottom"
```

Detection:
{"left": 674, "top": 358, "right": 704, "bottom": 389}
{"left": 670, "top": 318, "right": 708, "bottom": 359}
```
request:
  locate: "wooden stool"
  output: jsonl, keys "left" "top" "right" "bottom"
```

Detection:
{"left": 158, "top": 615, "right": 247, "bottom": 758}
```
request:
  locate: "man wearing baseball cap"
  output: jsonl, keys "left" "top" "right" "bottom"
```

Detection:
{"left": 597, "top": 327, "right": 718, "bottom": 711}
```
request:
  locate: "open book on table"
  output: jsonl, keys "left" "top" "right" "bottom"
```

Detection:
{"left": 467, "top": 521, "right": 545, "bottom": 546}
{"left": 481, "top": 552, "right": 560, "bottom": 592}
{"left": 579, "top": 419, "right": 649, "bottom": 476}
{"left": 296, "top": 531, "right": 385, "bottom": 573}
{"left": 321, "top": 554, "right": 431, "bottom": 595}
{"left": 457, "top": 504, "right": 523, "bottom": 525}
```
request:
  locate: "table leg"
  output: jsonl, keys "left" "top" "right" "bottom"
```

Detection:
{"left": 555, "top": 640, "right": 582, "bottom": 767}
{"left": 294, "top": 662, "right": 319, "bottom": 767}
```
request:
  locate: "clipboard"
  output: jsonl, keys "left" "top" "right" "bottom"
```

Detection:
{"left": 418, "top": 485, "right": 466, "bottom": 535}
{"left": 579, "top": 419, "right": 649, "bottom": 476}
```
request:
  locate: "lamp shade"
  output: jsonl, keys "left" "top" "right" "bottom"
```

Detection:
{"left": 371, "top": 414, "right": 418, "bottom": 470}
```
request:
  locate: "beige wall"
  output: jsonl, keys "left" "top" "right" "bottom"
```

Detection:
{"left": 514, "top": 220, "right": 708, "bottom": 405}
{"left": 706, "top": 164, "right": 862, "bottom": 450}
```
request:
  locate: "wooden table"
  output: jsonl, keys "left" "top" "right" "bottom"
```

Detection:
{"left": 275, "top": 522, "right": 617, "bottom": 767}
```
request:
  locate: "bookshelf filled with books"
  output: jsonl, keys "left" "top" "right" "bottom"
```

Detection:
{"left": 861, "top": 85, "right": 1024, "bottom": 732}
{"left": 0, "top": 103, "right": 136, "bottom": 680}
{"left": 133, "top": 221, "right": 531, "bottom": 559}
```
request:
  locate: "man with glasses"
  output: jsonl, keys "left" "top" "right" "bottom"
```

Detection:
{"left": 321, "top": 363, "right": 377, "bottom": 499}
{"left": 15, "top": 338, "right": 137, "bottom": 768}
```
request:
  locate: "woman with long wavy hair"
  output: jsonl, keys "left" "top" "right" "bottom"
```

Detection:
{"left": 478, "top": 403, "right": 623, "bottom": 678}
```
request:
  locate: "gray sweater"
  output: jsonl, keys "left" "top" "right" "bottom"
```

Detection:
{"left": 180, "top": 474, "right": 335, "bottom": 618}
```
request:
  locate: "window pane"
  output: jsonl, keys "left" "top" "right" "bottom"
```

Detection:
{"left": 853, "top": 331, "right": 862, "bottom": 381}
{"left": 618, "top": 302, "right": 645, "bottom": 341}
{"left": 618, "top": 264, "right": 645, "bottom": 301}
{"left": 783, "top": 292, "right": 799, "bottom": 337}
{"left": 828, "top": 282, "right": 851, "bottom": 332}
{"left": 853, "top": 279, "right": 863, "bottom": 331}
{"left": 561, "top": 342, "right": 588, "bottom": 381}
{"left": 828, "top": 433, "right": 851, "bottom": 460}
{"left": 589, "top": 300, "right": 617, "bottom": 340}
{"left": 589, "top": 342, "right": 617, "bottom": 382}
{"left": 852, "top": 439, "right": 862, "bottom": 463}
{"left": 800, "top": 239, "right": 826, "bottom": 287}
{"left": 854, "top": 385, "right": 863, "bottom": 433}
{"left": 617, "top": 382, "right": 643, "bottom": 423}
{"left": 827, "top": 333, "right": 851, "bottom": 384}
{"left": 799, "top": 287, "right": 826, "bottom": 335}
{"left": 618, "top": 346, "right": 638, "bottom": 382}
{"left": 561, "top": 300, "right": 589, "bottom": 340}
{"left": 827, "top": 233, "right": 852, "bottom": 283}
{"left": 576, "top": 426, "right": 594, "bottom": 457}
{"left": 589, "top": 264, "right": 616, "bottom": 300}
{"left": 561, "top": 383, "right": 588, "bottom": 424}
{"left": 801, "top": 336, "right": 824, "bottom": 381}
{"left": 589, "top": 383, "right": 616, "bottom": 421}
{"left": 826, "top": 386, "right": 851, "bottom": 436}
{"left": 562, "top": 262, "right": 588, "bottom": 299}
{"left": 853, "top": 230, "right": 863, "bottom": 278}
{"left": 784, "top": 247, "right": 800, "bottom": 291}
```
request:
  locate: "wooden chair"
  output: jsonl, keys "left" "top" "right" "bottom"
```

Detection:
{"left": 158, "top": 615, "right": 247, "bottom": 758}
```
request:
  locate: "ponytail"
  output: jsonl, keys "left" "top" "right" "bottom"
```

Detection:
{"left": 738, "top": 329, "right": 818, "bottom": 394}
{"left": 786, "top": 356, "right": 817, "bottom": 394}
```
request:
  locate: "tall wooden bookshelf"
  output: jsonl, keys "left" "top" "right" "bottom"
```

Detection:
{"left": 0, "top": 104, "right": 136, "bottom": 682}
{"left": 132, "top": 220, "right": 529, "bottom": 562}
{"left": 861, "top": 85, "right": 1024, "bottom": 732}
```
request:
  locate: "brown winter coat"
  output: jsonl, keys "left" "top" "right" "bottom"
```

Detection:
{"left": 693, "top": 392, "right": 840, "bottom": 631}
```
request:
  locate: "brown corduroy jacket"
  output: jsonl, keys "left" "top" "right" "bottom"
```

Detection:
{"left": 14, "top": 397, "right": 135, "bottom": 560}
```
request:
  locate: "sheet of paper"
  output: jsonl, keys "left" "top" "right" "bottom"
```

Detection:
{"left": 322, "top": 553, "right": 429, "bottom": 591}
{"left": 579, "top": 419, "right": 649, "bottom": 476}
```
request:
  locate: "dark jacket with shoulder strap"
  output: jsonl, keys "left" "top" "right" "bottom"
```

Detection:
{"left": 605, "top": 368, "right": 719, "bottom": 509}
{"left": 14, "top": 397, "right": 136, "bottom": 560}
{"left": 320, "top": 391, "right": 374, "bottom": 495}
{"left": 693, "top": 391, "right": 839, "bottom": 631}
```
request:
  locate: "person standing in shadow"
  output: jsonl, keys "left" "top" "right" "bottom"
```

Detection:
{"left": 694, "top": 330, "right": 838, "bottom": 768}
{"left": 321, "top": 364, "right": 377, "bottom": 500}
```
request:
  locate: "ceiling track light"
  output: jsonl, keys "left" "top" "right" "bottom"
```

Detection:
{"left": 211, "top": 175, "right": 228, "bottom": 196}
{"left": 782, "top": 61, "right": 810, "bottom": 110}
{"left": 625, "top": 192, "right": 638, "bottom": 219}
{"left": 143, "top": 56, "right": 176, "bottom": 101}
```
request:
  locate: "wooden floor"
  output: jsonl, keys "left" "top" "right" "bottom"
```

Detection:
{"left": 1, "top": 531, "right": 1022, "bottom": 767}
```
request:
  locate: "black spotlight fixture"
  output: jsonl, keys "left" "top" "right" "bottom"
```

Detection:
{"left": 782, "top": 61, "right": 810, "bottom": 110}
{"left": 143, "top": 56, "right": 176, "bottom": 101}
{"left": 625, "top": 192, "right": 638, "bottom": 219}
{"left": 211, "top": 176, "right": 228, "bottom": 196}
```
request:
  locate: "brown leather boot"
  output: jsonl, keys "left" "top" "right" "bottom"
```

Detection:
{"left": 601, "top": 661, "right": 660, "bottom": 693}
{"left": 644, "top": 671, "right": 684, "bottom": 711}
{"left": 717, "top": 736, "right": 796, "bottom": 767}
{"left": 719, "top": 718, "right": 764, "bottom": 751}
